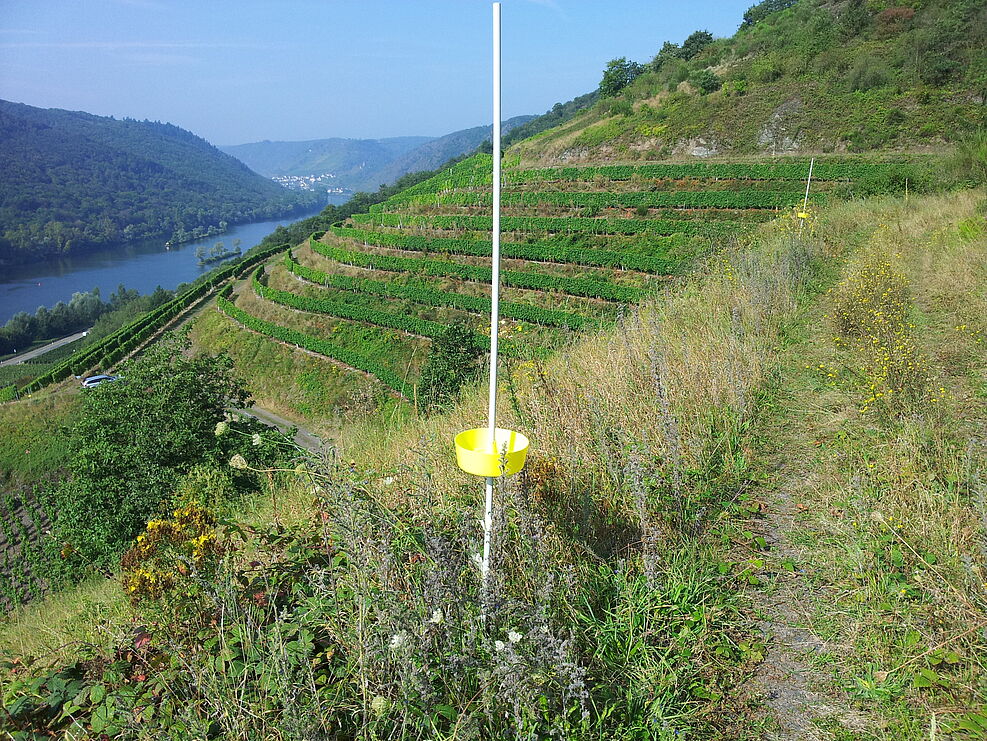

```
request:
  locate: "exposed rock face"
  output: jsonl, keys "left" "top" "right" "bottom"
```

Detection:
{"left": 672, "top": 137, "right": 721, "bottom": 158}
{"left": 759, "top": 98, "right": 805, "bottom": 153}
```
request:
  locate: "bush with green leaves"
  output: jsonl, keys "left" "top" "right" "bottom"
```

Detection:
{"left": 416, "top": 323, "right": 486, "bottom": 411}
{"left": 690, "top": 68, "right": 722, "bottom": 95}
{"left": 44, "top": 331, "right": 267, "bottom": 574}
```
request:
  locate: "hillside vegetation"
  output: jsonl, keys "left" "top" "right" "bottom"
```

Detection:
{"left": 3, "top": 180, "right": 986, "bottom": 738}
{"left": 510, "top": 0, "right": 987, "bottom": 164}
{"left": 192, "top": 152, "right": 898, "bottom": 425}
{"left": 0, "top": 100, "right": 319, "bottom": 265}
{"left": 2, "top": 0, "right": 987, "bottom": 735}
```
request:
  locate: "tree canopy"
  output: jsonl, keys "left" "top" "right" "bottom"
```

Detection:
{"left": 599, "top": 57, "right": 644, "bottom": 97}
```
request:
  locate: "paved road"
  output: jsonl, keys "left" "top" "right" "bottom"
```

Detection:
{"left": 234, "top": 405, "right": 323, "bottom": 453}
{"left": 0, "top": 328, "right": 92, "bottom": 368}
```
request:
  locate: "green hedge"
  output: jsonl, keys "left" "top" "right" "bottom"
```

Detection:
{"left": 216, "top": 286, "right": 410, "bottom": 398}
{"left": 0, "top": 385, "right": 17, "bottom": 403}
{"left": 329, "top": 226, "right": 683, "bottom": 274}
{"left": 309, "top": 239, "right": 642, "bottom": 303}
{"left": 285, "top": 254, "right": 589, "bottom": 330}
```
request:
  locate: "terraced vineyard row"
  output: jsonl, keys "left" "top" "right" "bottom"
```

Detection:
{"left": 376, "top": 188, "right": 820, "bottom": 211}
{"left": 309, "top": 237, "right": 644, "bottom": 302}
{"left": 216, "top": 285, "right": 413, "bottom": 398}
{"left": 329, "top": 225, "right": 683, "bottom": 273}
{"left": 253, "top": 267, "right": 490, "bottom": 347}
{"left": 352, "top": 212, "right": 726, "bottom": 236}
{"left": 205, "top": 153, "right": 893, "bottom": 408}
{"left": 283, "top": 254, "right": 590, "bottom": 329}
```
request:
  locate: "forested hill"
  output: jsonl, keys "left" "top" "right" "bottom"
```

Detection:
{"left": 221, "top": 116, "right": 535, "bottom": 192}
{"left": 0, "top": 100, "right": 320, "bottom": 266}
{"left": 344, "top": 115, "right": 535, "bottom": 192}
{"left": 218, "top": 136, "right": 434, "bottom": 180}
{"left": 510, "top": 0, "right": 987, "bottom": 164}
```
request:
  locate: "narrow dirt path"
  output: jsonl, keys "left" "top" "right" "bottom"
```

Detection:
{"left": 742, "top": 357, "right": 884, "bottom": 739}
{"left": 235, "top": 404, "right": 323, "bottom": 454}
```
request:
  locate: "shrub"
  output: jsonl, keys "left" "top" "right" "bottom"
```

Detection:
{"left": 45, "top": 332, "right": 262, "bottom": 573}
{"left": 950, "top": 129, "right": 987, "bottom": 186}
{"left": 689, "top": 68, "right": 722, "bottom": 94}
{"left": 847, "top": 55, "right": 891, "bottom": 91}
{"left": 416, "top": 323, "right": 486, "bottom": 411}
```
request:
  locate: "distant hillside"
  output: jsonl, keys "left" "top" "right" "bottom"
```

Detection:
{"left": 0, "top": 100, "right": 319, "bottom": 265}
{"left": 510, "top": 0, "right": 987, "bottom": 164}
{"left": 219, "top": 136, "right": 433, "bottom": 180}
{"left": 344, "top": 116, "right": 534, "bottom": 191}
{"left": 221, "top": 116, "right": 534, "bottom": 193}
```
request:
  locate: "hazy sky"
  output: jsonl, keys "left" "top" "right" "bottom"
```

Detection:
{"left": 0, "top": 0, "right": 752, "bottom": 146}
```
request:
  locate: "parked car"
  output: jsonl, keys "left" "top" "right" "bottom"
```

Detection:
{"left": 81, "top": 374, "right": 119, "bottom": 389}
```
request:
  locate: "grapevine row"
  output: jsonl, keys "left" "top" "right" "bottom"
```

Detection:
{"left": 252, "top": 268, "right": 489, "bottom": 347}
{"left": 284, "top": 254, "right": 589, "bottom": 330}
{"left": 217, "top": 286, "right": 411, "bottom": 398}
{"left": 329, "top": 225, "right": 682, "bottom": 274}
{"left": 351, "top": 212, "right": 724, "bottom": 237}
{"left": 309, "top": 238, "right": 642, "bottom": 302}
{"left": 501, "top": 161, "right": 904, "bottom": 184}
{"left": 382, "top": 188, "right": 813, "bottom": 210}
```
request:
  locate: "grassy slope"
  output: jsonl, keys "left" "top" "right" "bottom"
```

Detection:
{"left": 7, "top": 188, "right": 985, "bottom": 735}
{"left": 510, "top": 0, "right": 987, "bottom": 165}
{"left": 740, "top": 192, "right": 987, "bottom": 736}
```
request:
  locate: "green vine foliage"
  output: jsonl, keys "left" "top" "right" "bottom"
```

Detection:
{"left": 310, "top": 239, "right": 643, "bottom": 302}
{"left": 284, "top": 254, "right": 590, "bottom": 330}
{"left": 217, "top": 287, "right": 411, "bottom": 398}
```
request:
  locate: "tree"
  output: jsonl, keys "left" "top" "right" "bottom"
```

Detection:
{"left": 649, "top": 41, "right": 681, "bottom": 72}
{"left": 680, "top": 30, "right": 714, "bottom": 61}
{"left": 742, "top": 0, "right": 799, "bottom": 28}
{"left": 599, "top": 57, "right": 643, "bottom": 97}
{"left": 47, "top": 331, "right": 254, "bottom": 570}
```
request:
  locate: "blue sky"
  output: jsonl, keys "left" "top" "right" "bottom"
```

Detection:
{"left": 0, "top": 0, "right": 752, "bottom": 145}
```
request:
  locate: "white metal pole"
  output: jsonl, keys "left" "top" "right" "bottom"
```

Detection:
{"left": 799, "top": 157, "right": 814, "bottom": 237}
{"left": 481, "top": 1, "right": 501, "bottom": 588}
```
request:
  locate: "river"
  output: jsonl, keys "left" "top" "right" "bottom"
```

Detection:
{"left": 0, "top": 196, "right": 348, "bottom": 324}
